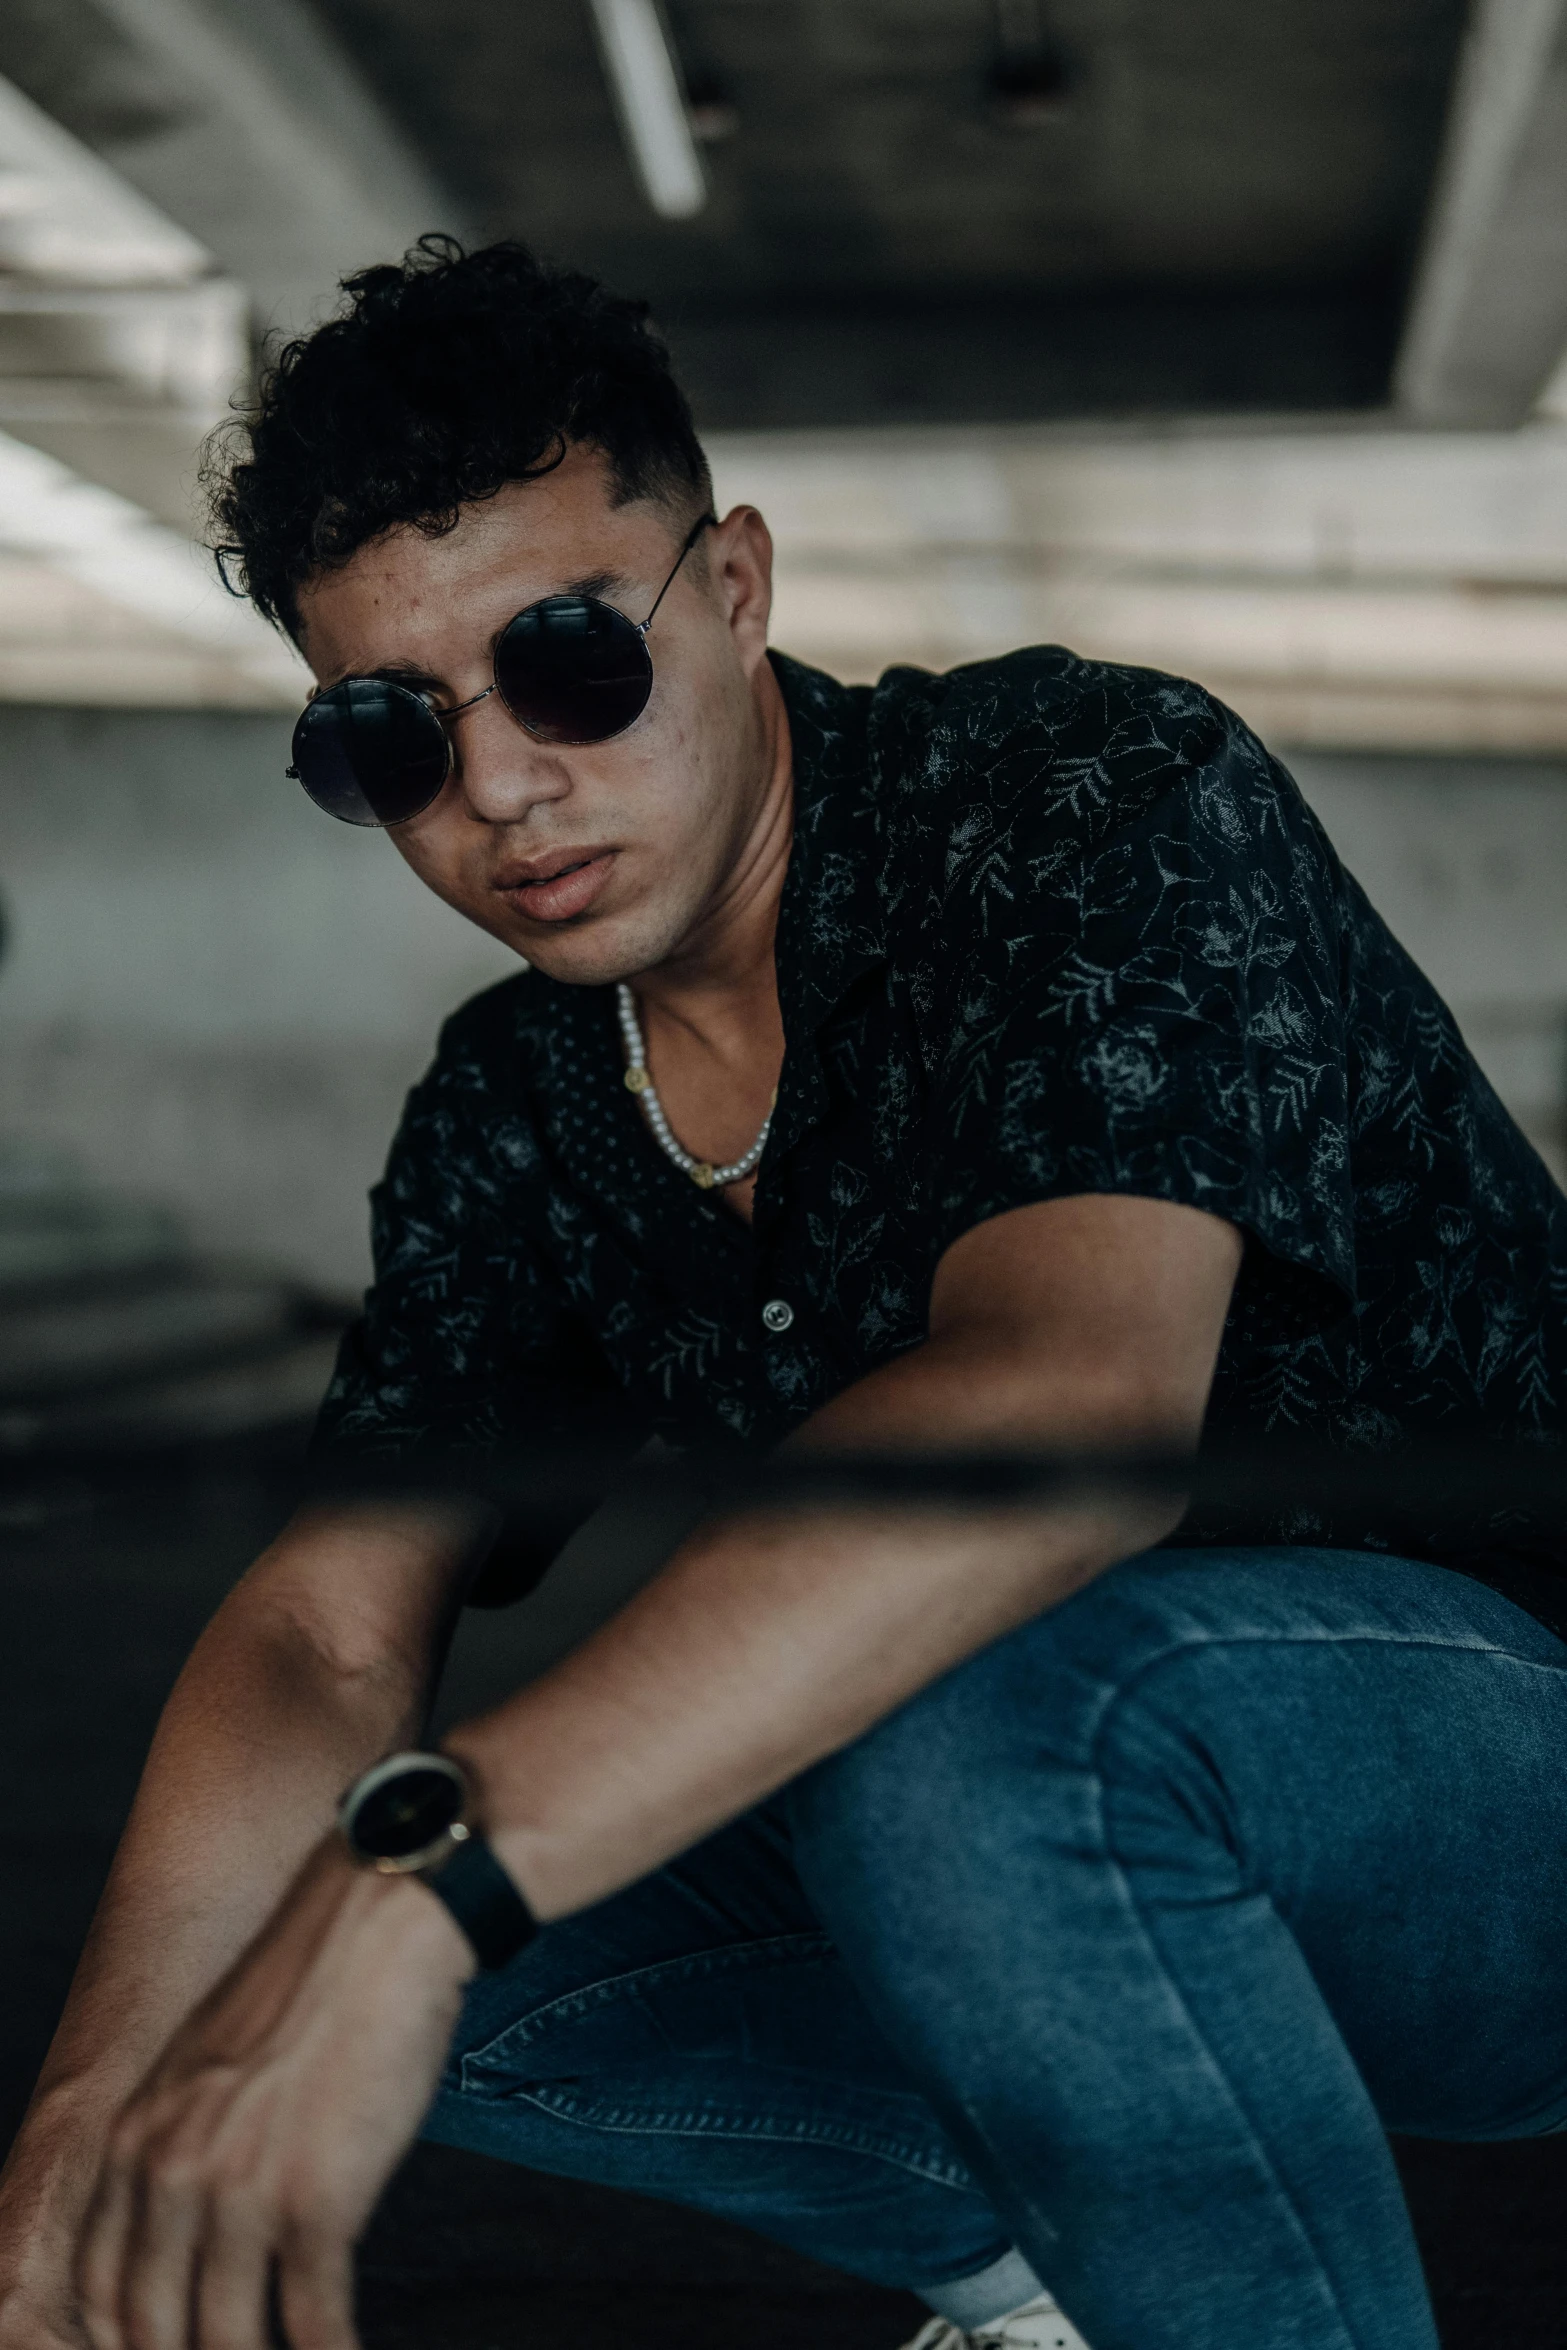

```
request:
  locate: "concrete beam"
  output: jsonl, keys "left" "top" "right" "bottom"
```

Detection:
{"left": 1395, "top": 0, "right": 1567, "bottom": 426}
{"left": 0, "top": 297, "right": 251, "bottom": 532}
{"left": 0, "top": 70, "right": 251, "bottom": 528}
{"left": 0, "top": 424, "right": 304, "bottom": 704}
{"left": 710, "top": 419, "right": 1567, "bottom": 755}
{"left": 0, "top": 66, "right": 208, "bottom": 285}
{"left": 0, "top": 0, "right": 471, "bottom": 340}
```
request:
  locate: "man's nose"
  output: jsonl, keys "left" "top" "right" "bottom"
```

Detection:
{"left": 449, "top": 689, "right": 570, "bottom": 822}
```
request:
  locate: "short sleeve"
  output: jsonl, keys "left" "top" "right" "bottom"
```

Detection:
{"left": 311, "top": 1009, "right": 646, "bottom": 1601}
{"left": 923, "top": 677, "right": 1355, "bottom": 1335}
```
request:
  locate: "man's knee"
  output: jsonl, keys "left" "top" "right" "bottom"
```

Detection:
{"left": 786, "top": 1616, "right": 1087, "bottom": 1934}
{"left": 785, "top": 1553, "right": 1277, "bottom": 1946}
{"left": 788, "top": 1545, "right": 1522, "bottom": 1994}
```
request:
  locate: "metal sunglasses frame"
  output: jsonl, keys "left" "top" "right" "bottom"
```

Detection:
{"left": 287, "top": 509, "right": 716, "bottom": 812}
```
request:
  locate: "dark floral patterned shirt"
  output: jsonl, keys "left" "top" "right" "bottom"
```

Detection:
{"left": 315, "top": 649, "right": 1567, "bottom": 1623}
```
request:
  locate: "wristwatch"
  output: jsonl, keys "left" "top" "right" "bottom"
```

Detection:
{"left": 337, "top": 1750, "right": 538, "bottom": 1971}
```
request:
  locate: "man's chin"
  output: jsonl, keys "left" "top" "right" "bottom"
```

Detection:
{"left": 509, "top": 907, "right": 690, "bottom": 991}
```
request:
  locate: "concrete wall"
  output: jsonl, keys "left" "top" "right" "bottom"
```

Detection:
{"left": 1290, "top": 749, "right": 1567, "bottom": 1181}
{"left": 0, "top": 706, "right": 516, "bottom": 1294}
{"left": 1, "top": 704, "right": 1563, "bottom": 1298}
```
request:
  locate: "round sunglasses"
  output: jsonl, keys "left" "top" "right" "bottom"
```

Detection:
{"left": 287, "top": 512, "right": 715, "bottom": 827}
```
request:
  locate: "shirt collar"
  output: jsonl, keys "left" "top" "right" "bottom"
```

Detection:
{"left": 769, "top": 651, "right": 888, "bottom": 1043}
{"left": 763, "top": 653, "right": 890, "bottom": 1176}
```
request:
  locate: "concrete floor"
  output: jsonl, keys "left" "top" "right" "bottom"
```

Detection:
{"left": 4, "top": 1446, "right": 1566, "bottom": 2348}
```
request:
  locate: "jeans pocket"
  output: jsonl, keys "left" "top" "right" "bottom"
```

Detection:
{"left": 457, "top": 1929, "right": 974, "bottom": 2186}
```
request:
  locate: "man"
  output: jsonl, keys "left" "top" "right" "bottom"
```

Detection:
{"left": 3, "top": 237, "right": 1567, "bottom": 2350}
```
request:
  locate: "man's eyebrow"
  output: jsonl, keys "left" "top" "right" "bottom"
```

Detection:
{"left": 316, "top": 657, "right": 438, "bottom": 692}
{"left": 558, "top": 569, "right": 622, "bottom": 603}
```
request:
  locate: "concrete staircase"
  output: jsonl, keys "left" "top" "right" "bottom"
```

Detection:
{"left": 0, "top": 1145, "right": 346, "bottom": 1457}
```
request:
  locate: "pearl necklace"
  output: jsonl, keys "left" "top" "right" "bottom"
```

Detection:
{"left": 616, "top": 982, "right": 775, "bottom": 1191}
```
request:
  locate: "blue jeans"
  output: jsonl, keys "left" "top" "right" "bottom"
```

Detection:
{"left": 424, "top": 1547, "right": 1567, "bottom": 2349}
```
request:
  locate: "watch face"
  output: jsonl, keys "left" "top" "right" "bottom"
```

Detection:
{"left": 344, "top": 1755, "right": 465, "bottom": 1864}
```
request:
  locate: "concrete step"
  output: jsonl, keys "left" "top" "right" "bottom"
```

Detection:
{"left": 0, "top": 1196, "right": 184, "bottom": 1296}
{"left": 0, "top": 1147, "right": 347, "bottom": 1455}
{"left": 0, "top": 1144, "right": 184, "bottom": 1295}
{"left": 0, "top": 1273, "right": 307, "bottom": 1400}
{"left": 0, "top": 1330, "right": 344, "bottom": 1455}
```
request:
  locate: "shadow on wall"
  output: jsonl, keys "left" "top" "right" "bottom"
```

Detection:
{"left": 1289, "top": 751, "right": 1567, "bottom": 1187}
{"left": 0, "top": 705, "right": 517, "bottom": 1292}
{"left": 0, "top": 708, "right": 1564, "bottom": 1307}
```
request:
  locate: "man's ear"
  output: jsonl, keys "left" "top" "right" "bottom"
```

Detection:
{"left": 713, "top": 503, "right": 774, "bottom": 674}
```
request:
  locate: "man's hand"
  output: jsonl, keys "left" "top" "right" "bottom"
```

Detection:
{"left": 0, "top": 2138, "right": 96, "bottom": 2350}
{"left": 0, "top": 1498, "right": 487, "bottom": 2350}
{"left": 76, "top": 1841, "right": 472, "bottom": 2350}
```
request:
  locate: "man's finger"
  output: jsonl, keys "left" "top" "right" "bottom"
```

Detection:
{"left": 192, "top": 2194, "right": 275, "bottom": 2350}
{"left": 76, "top": 2139, "right": 140, "bottom": 2350}
{"left": 119, "top": 2138, "right": 216, "bottom": 2350}
{"left": 275, "top": 2228, "right": 358, "bottom": 2350}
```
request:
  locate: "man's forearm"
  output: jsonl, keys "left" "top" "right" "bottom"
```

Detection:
{"left": 449, "top": 1313, "right": 1191, "bottom": 1922}
{"left": 0, "top": 1503, "right": 481, "bottom": 2255}
{"left": 456, "top": 1481, "right": 1168, "bottom": 1925}
{"left": 27, "top": 1624, "right": 408, "bottom": 2134}
{"left": 452, "top": 1196, "right": 1242, "bottom": 1929}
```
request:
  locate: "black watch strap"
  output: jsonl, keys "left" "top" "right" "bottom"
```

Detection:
{"left": 424, "top": 1833, "right": 538, "bottom": 1971}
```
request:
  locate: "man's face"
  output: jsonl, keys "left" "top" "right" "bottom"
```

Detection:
{"left": 293, "top": 445, "right": 779, "bottom": 986}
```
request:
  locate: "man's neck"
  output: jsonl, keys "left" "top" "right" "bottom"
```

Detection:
{"left": 621, "top": 661, "right": 793, "bottom": 1226}
{"left": 633, "top": 658, "right": 793, "bottom": 1068}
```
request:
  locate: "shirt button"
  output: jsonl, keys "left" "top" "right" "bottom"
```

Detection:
{"left": 761, "top": 1297, "right": 795, "bottom": 1334}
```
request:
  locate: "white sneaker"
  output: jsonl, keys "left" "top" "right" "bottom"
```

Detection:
{"left": 899, "top": 2291, "right": 1093, "bottom": 2350}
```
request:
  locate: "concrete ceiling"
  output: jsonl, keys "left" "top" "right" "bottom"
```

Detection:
{"left": 0, "top": 0, "right": 465, "bottom": 339}
{"left": 1397, "top": 0, "right": 1567, "bottom": 424}
{"left": 2, "top": 0, "right": 1567, "bottom": 732}
{"left": 305, "top": 0, "right": 1469, "bottom": 427}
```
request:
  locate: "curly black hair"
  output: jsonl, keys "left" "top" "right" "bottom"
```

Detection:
{"left": 204, "top": 237, "right": 713, "bottom": 639}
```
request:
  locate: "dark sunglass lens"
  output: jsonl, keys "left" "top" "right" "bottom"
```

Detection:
{"left": 290, "top": 679, "right": 449, "bottom": 826}
{"left": 495, "top": 599, "right": 653, "bottom": 745}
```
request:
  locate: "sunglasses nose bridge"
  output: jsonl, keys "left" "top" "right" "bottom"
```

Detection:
{"left": 447, "top": 684, "right": 576, "bottom": 821}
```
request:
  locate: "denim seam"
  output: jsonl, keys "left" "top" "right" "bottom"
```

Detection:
{"left": 1068, "top": 1628, "right": 1475, "bottom": 2350}
{"left": 456, "top": 1926, "right": 975, "bottom": 2191}
{"left": 458, "top": 1930, "right": 840, "bottom": 2075}
{"left": 480, "top": 2081, "right": 977, "bottom": 2189}
{"left": 1092, "top": 1624, "right": 1567, "bottom": 1719}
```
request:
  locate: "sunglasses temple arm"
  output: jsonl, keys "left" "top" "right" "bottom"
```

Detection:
{"left": 638, "top": 511, "right": 717, "bottom": 634}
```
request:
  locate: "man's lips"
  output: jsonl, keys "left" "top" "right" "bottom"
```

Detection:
{"left": 495, "top": 848, "right": 617, "bottom": 924}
